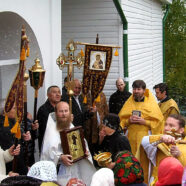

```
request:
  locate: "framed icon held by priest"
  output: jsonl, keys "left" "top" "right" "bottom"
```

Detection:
{"left": 60, "top": 126, "right": 86, "bottom": 163}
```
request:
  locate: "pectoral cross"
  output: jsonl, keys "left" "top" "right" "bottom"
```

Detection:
{"left": 56, "top": 40, "right": 84, "bottom": 112}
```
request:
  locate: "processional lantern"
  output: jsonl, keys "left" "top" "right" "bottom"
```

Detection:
{"left": 29, "top": 58, "right": 45, "bottom": 121}
{"left": 56, "top": 40, "right": 85, "bottom": 112}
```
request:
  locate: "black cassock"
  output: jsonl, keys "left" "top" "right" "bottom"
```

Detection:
{"left": 109, "top": 89, "right": 131, "bottom": 115}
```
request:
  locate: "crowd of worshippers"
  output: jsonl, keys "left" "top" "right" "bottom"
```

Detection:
{"left": 0, "top": 78, "right": 186, "bottom": 186}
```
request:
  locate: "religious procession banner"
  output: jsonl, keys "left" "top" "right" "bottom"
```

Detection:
{"left": 4, "top": 26, "right": 29, "bottom": 139}
{"left": 82, "top": 44, "right": 113, "bottom": 103}
{"left": 56, "top": 39, "right": 119, "bottom": 108}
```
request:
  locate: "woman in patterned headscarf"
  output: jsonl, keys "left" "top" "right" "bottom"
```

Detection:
{"left": 113, "top": 150, "right": 146, "bottom": 186}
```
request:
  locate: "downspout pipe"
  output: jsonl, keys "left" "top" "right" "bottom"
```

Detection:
{"left": 162, "top": 4, "right": 170, "bottom": 82}
{"left": 113, "top": 0, "right": 129, "bottom": 91}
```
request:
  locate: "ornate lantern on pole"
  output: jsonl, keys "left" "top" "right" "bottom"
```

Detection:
{"left": 29, "top": 58, "right": 45, "bottom": 121}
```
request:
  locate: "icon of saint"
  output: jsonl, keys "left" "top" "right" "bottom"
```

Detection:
{"left": 92, "top": 54, "right": 104, "bottom": 70}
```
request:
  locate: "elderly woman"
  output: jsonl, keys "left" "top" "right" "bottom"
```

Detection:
{"left": 113, "top": 150, "right": 146, "bottom": 186}
{"left": 90, "top": 168, "right": 114, "bottom": 186}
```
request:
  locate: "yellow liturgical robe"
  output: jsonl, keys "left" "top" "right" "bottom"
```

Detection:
{"left": 119, "top": 89, "right": 164, "bottom": 155}
{"left": 158, "top": 98, "right": 179, "bottom": 121}
{"left": 137, "top": 135, "right": 186, "bottom": 185}
{"left": 158, "top": 99, "right": 186, "bottom": 136}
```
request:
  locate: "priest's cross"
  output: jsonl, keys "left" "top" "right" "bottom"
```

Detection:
{"left": 56, "top": 40, "right": 84, "bottom": 81}
{"left": 165, "top": 128, "right": 186, "bottom": 144}
{"left": 56, "top": 40, "right": 85, "bottom": 111}
{"left": 166, "top": 128, "right": 182, "bottom": 140}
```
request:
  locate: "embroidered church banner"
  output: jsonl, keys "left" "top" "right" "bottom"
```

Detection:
{"left": 82, "top": 45, "right": 112, "bottom": 103}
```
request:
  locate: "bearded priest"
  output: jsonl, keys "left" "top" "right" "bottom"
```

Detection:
{"left": 40, "top": 101, "right": 96, "bottom": 185}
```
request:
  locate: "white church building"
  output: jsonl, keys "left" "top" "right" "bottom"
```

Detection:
{"left": 0, "top": 0, "right": 171, "bottom": 113}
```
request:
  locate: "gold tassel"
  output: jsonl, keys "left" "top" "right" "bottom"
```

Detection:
{"left": 10, "top": 120, "right": 19, "bottom": 134}
{"left": 83, "top": 95, "right": 87, "bottom": 104}
{"left": 81, "top": 48, "right": 85, "bottom": 57}
{"left": 3, "top": 114, "right": 9, "bottom": 127}
{"left": 114, "top": 48, "right": 119, "bottom": 56}
{"left": 26, "top": 47, "right": 30, "bottom": 57}
{"left": 20, "top": 48, "right": 26, "bottom": 60}
{"left": 95, "top": 94, "right": 101, "bottom": 102}
{"left": 15, "top": 125, "right": 21, "bottom": 139}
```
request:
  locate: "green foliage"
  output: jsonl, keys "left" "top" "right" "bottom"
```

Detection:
{"left": 164, "top": 0, "right": 186, "bottom": 114}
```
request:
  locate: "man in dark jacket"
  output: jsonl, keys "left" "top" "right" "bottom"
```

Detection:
{"left": 62, "top": 76, "right": 68, "bottom": 97}
{"left": 61, "top": 79, "right": 96, "bottom": 129}
{"left": 37, "top": 85, "right": 61, "bottom": 152}
{"left": 109, "top": 78, "right": 131, "bottom": 114}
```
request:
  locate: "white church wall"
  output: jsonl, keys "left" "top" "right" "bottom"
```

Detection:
{"left": 152, "top": 0, "right": 164, "bottom": 87}
{"left": 62, "top": 0, "right": 121, "bottom": 100}
{"left": 0, "top": 61, "right": 19, "bottom": 100}
{"left": 0, "top": 11, "right": 43, "bottom": 115}
{"left": 62, "top": 0, "right": 165, "bottom": 101}
{"left": 121, "top": 0, "right": 164, "bottom": 93}
{"left": 0, "top": 0, "right": 61, "bottom": 113}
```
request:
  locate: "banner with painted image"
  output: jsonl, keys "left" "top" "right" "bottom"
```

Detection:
{"left": 82, "top": 44, "right": 112, "bottom": 103}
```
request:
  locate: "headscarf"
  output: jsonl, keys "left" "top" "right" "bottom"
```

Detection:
{"left": 156, "top": 157, "right": 184, "bottom": 186}
{"left": 27, "top": 161, "right": 57, "bottom": 182}
{"left": 103, "top": 113, "right": 120, "bottom": 131}
{"left": 182, "top": 166, "right": 186, "bottom": 186}
{"left": 90, "top": 168, "right": 115, "bottom": 186}
{"left": 113, "top": 150, "right": 144, "bottom": 185}
{"left": 1, "top": 175, "right": 42, "bottom": 186}
{"left": 66, "top": 178, "right": 86, "bottom": 186}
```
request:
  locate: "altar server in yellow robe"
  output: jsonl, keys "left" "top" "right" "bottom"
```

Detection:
{"left": 119, "top": 80, "right": 164, "bottom": 155}
{"left": 153, "top": 83, "right": 179, "bottom": 121}
{"left": 153, "top": 83, "right": 185, "bottom": 135}
{"left": 138, "top": 114, "right": 186, "bottom": 185}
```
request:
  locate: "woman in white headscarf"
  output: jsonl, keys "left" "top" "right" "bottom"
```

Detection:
{"left": 27, "top": 161, "right": 57, "bottom": 182}
{"left": 90, "top": 168, "right": 115, "bottom": 186}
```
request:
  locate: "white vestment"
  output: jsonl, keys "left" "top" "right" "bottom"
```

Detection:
{"left": 141, "top": 136, "right": 158, "bottom": 184}
{"left": 40, "top": 112, "right": 96, "bottom": 186}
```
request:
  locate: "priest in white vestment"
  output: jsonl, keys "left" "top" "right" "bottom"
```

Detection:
{"left": 40, "top": 101, "right": 96, "bottom": 186}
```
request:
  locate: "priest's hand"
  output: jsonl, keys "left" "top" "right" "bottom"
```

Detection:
{"left": 9, "top": 144, "right": 20, "bottom": 156}
{"left": 22, "top": 131, "right": 31, "bottom": 141}
{"left": 160, "top": 134, "right": 175, "bottom": 144}
{"left": 85, "top": 150, "right": 90, "bottom": 158}
{"left": 8, "top": 171, "right": 19, "bottom": 177}
{"left": 61, "top": 154, "right": 73, "bottom": 166}
{"left": 32, "top": 120, "right": 39, "bottom": 131}
{"left": 170, "top": 145, "right": 181, "bottom": 158}
{"left": 89, "top": 106, "right": 97, "bottom": 113}
{"left": 129, "top": 115, "right": 146, "bottom": 125}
